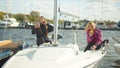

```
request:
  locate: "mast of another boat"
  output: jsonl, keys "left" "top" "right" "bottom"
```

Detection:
{"left": 3, "top": 0, "right": 11, "bottom": 40}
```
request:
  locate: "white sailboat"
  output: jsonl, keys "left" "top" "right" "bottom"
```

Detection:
{"left": 0, "top": 20, "right": 10, "bottom": 28}
{"left": 0, "top": 18, "right": 19, "bottom": 28}
{"left": 3, "top": 18, "right": 19, "bottom": 27}
{"left": 2, "top": 44, "right": 107, "bottom": 68}
{"left": 2, "top": 0, "right": 108, "bottom": 68}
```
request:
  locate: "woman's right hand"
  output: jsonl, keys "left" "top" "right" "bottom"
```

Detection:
{"left": 34, "top": 23, "right": 40, "bottom": 28}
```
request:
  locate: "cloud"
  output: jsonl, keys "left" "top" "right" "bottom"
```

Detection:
{"left": 86, "top": 0, "right": 102, "bottom": 3}
{"left": 30, "top": 0, "right": 54, "bottom": 19}
{"left": 0, "top": 0, "right": 120, "bottom": 21}
{"left": 86, "top": 0, "right": 116, "bottom": 3}
{"left": 118, "top": 8, "right": 120, "bottom": 11}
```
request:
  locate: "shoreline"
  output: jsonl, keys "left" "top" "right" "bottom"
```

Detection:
{"left": 59, "top": 28, "right": 120, "bottom": 31}
{"left": 0, "top": 27, "right": 120, "bottom": 31}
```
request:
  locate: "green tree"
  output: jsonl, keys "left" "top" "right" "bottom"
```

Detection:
{"left": 14, "top": 14, "right": 26, "bottom": 22}
{"left": 0, "top": 12, "right": 5, "bottom": 20}
{"left": 46, "top": 19, "right": 54, "bottom": 24}
{"left": 30, "top": 11, "right": 40, "bottom": 22}
{"left": 58, "top": 19, "right": 64, "bottom": 25}
{"left": 26, "top": 15, "right": 33, "bottom": 22}
{"left": 105, "top": 20, "right": 111, "bottom": 25}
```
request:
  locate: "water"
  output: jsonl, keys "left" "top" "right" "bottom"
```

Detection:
{"left": 0, "top": 28, "right": 120, "bottom": 68}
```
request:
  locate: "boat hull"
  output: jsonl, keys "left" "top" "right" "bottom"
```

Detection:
{"left": 2, "top": 45, "right": 107, "bottom": 68}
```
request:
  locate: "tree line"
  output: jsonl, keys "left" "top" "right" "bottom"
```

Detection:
{"left": 0, "top": 11, "right": 119, "bottom": 26}
{"left": 0, "top": 11, "right": 54, "bottom": 24}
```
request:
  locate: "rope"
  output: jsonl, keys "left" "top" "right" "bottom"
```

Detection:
{"left": 101, "top": 0, "right": 103, "bottom": 21}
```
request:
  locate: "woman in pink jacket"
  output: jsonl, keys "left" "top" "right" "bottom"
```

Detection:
{"left": 84, "top": 21, "right": 102, "bottom": 52}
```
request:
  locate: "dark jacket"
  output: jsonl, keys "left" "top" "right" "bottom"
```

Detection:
{"left": 32, "top": 24, "right": 47, "bottom": 36}
{"left": 32, "top": 24, "right": 50, "bottom": 46}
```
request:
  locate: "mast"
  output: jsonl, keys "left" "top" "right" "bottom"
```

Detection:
{"left": 53, "top": 0, "right": 59, "bottom": 45}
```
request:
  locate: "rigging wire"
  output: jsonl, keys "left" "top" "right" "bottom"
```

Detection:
{"left": 101, "top": 0, "right": 107, "bottom": 28}
{"left": 101, "top": 0, "right": 103, "bottom": 21}
{"left": 3, "top": 0, "right": 11, "bottom": 40}
{"left": 91, "top": 0, "right": 96, "bottom": 20}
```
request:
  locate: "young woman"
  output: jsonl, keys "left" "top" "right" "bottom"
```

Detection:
{"left": 84, "top": 21, "right": 102, "bottom": 52}
{"left": 32, "top": 16, "right": 51, "bottom": 47}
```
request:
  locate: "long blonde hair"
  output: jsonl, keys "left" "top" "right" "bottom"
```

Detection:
{"left": 84, "top": 21, "right": 96, "bottom": 31}
{"left": 39, "top": 16, "right": 48, "bottom": 36}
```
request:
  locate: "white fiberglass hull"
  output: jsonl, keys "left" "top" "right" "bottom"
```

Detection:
{"left": 114, "top": 44, "right": 120, "bottom": 55}
{"left": 2, "top": 44, "right": 106, "bottom": 68}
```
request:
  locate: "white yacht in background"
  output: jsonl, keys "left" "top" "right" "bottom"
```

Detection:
{"left": 0, "top": 20, "right": 10, "bottom": 28}
{"left": 3, "top": 18, "right": 19, "bottom": 27}
{"left": 0, "top": 18, "right": 19, "bottom": 28}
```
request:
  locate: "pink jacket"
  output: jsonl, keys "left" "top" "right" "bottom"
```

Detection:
{"left": 86, "top": 28, "right": 102, "bottom": 45}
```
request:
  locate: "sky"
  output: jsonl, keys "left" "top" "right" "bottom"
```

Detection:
{"left": 0, "top": 0, "right": 120, "bottom": 22}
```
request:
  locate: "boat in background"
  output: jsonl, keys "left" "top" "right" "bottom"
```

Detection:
{"left": 3, "top": 18, "right": 19, "bottom": 27}
{"left": 0, "top": 20, "right": 10, "bottom": 28}
{"left": 0, "top": 40, "right": 13, "bottom": 60}
{"left": 19, "top": 22, "right": 33, "bottom": 28}
{"left": 0, "top": 18, "right": 19, "bottom": 28}
{"left": 63, "top": 21, "right": 73, "bottom": 29}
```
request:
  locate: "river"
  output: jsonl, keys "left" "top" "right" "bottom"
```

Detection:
{"left": 0, "top": 29, "right": 120, "bottom": 68}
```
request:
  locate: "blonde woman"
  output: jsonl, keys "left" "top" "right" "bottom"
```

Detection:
{"left": 84, "top": 21, "right": 102, "bottom": 52}
{"left": 32, "top": 16, "right": 51, "bottom": 47}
